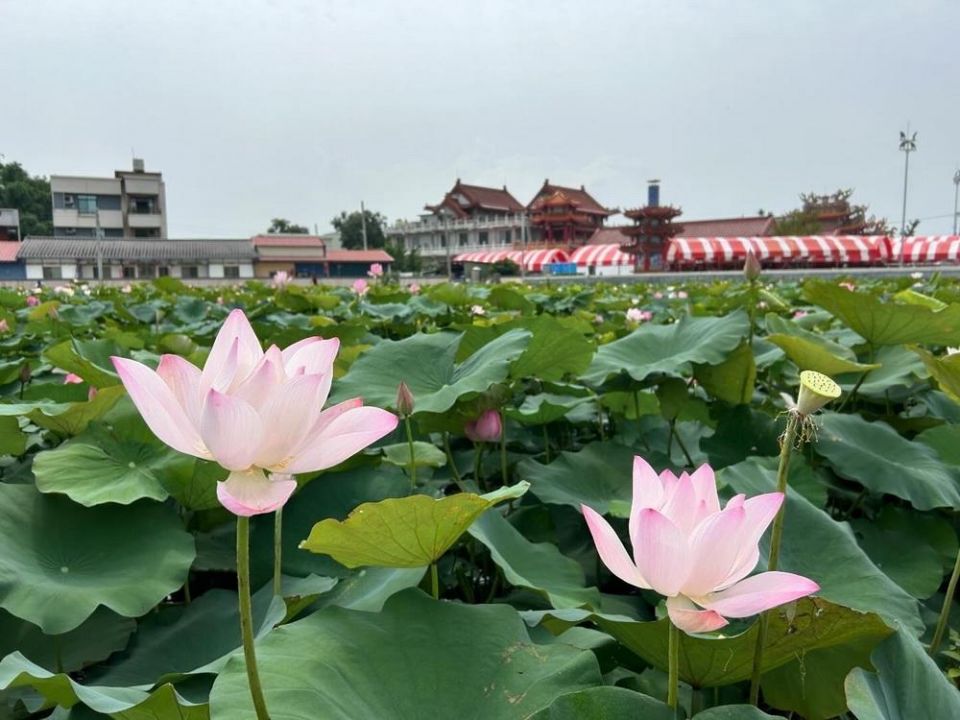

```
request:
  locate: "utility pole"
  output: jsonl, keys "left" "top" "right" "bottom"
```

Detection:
{"left": 953, "top": 169, "right": 960, "bottom": 235}
{"left": 444, "top": 217, "right": 452, "bottom": 280}
{"left": 519, "top": 213, "right": 527, "bottom": 280}
{"left": 360, "top": 201, "right": 368, "bottom": 251}
{"left": 898, "top": 129, "right": 918, "bottom": 264}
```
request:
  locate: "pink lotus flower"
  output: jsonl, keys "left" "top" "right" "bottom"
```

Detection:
{"left": 352, "top": 278, "right": 369, "bottom": 296}
{"left": 0, "top": 319, "right": 8, "bottom": 333}
{"left": 26, "top": 296, "right": 39, "bottom": 307}
{"left": 368, "top": 263, "right": 384, "bottom": 278}
{"left": 839, "top": 282, "right": 856, "bottom": 292}
{"left": 470, "top": 305, "right": 486, "bottom": 317}
{"left": 63, "top": 373, "right": 84, "bottom": 384}
{"left": 111, "top": 309, "right": 398, "bottom": 516}
{"left": 465, "top": 409, "right": 502, "bottom": 442}
{"left": 582, "top": 457, "right": 818, "bottom": 634}
{"left": 793, "top": 310, "right": 808, "bottom": 319}
{"left": 272, "top": 271, "right": 291, "bottom": 289}
{"left": 653, "top": 292, "right": 664, "bottom": 300}
{"left": 625, "top": 308, "right": 653, "bottom": 324}
{"left": 408, "top": 283, "right": 421, "bottom": 295}
{"left": 677, "top": 290, "right": 688, "bottom": 299}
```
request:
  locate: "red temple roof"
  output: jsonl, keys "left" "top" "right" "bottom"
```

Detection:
{"left": 527, "top": 181, "right": 612, "bottom": 216}
{"left": 426, "top": 180, "right": 524, "bottom": 218}
{"left": 676, "top": 216, "right": 775, "bottom": 237}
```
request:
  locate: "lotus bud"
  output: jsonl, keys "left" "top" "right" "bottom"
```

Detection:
{"left": 464, "top": 409, "right": 502, "bottom": 443}
{"left": 796, "top": 370, "right": 841, "bottom": 416}
{"left": 743, "top": 251, "right": 761, "bottom": 282}
{"left": 18, "top": 363, "right": 31, "bottom": 385}
{"left": 396, "top": 381, "right": 415, "bottom": 417}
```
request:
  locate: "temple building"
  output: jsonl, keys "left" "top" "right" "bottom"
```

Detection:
{"left": 526, "top": 181, "right": 613, "bottom": 246}
{"left": 619, "top": 181, "right": 684, "bottom": 271}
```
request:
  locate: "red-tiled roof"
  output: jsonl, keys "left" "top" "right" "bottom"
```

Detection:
{"left": 426, "top": 180, "right": 524, "bottom": 217}
{"left": 528, "top": 181, "right": 611, "bottom": 216}
{"left": 676, "top": 216, "right": 775, "bottom": 237}
{"left": 586, "top": 227, "right": 630, "bottom": 245}
{"left": 0, "top": 242, "right": 22, "bottom": 262}
{"left": 324, "top": 249, "right": 394, "bottom": 263}
{"left": 251, "top": 234, "right": 326, "bottom": 247}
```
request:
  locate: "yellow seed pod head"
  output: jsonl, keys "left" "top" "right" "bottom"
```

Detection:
{"left": 796, "top": 370, "right": 841, "bottom": 416}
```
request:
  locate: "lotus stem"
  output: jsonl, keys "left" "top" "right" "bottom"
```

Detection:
{"left": 499, "top": 413, "right": 508, "bottom": 486}
{"left": 443, "top": 433, "right": 465, "bottom": 490}
{"left": 749, "top": 410, "right": 800, "bottom": 705}
{"left": 930, "top": 544, "right": 960, "bottom": 657}
{"left": 667, "top": 619, "right": 680, "bottom": 710}
{"left": 430, "top": 562, "right": 439, "bottom": 600}
{"left": 404, "top": 416, "right": 417, "bottom": 488}
{"left": 542, "top": 424, "right": 551, "bottom": 463}
{"left": 672, "top": 421, "right": 695, "bottom": 468}
{"left": 272, "top": 509, "right": 283, "bottom": 597}
{"left": 237, "top": 516, "right": 271, "bottom": 720}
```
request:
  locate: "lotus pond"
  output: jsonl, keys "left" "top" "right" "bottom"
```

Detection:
{"left": 1, "top": 274, "right": 960, "bottom": 719}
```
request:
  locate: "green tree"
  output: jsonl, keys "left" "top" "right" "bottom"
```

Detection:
{"left": 0, "top": 161, "right": 53, "bottom": 237}
{"left": 771, "top": 209, "right": 822, "bottom": 235}
{"left": 267, "top": 218, "right": 309, "bottom": 234}
{"left": 332, "top": 209, "right": 387, "bottom": 250}
{"left": 384, "top": 241, "right": 420, "bottom": 273}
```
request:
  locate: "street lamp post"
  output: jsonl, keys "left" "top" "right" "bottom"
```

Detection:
{"left": 898, "top": 129, "right": 917, "bottom": 265}
{"left": 953, "top": 169, "right": 960, "bottom": 236}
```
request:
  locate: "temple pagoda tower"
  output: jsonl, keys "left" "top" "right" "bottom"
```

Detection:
{"left": 620, "top": 180, "right": 683, "bottom": 271}
{"left": 527, "top": 181, "right": 612, "bottom": 248}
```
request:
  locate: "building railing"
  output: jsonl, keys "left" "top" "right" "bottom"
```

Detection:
{"left": 387, "top": 213, "right": 527, "bottom": 235}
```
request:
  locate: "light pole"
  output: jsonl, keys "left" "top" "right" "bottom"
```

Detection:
{"left": 898, "top": 129, "right": 917, "bottom": 265}
{"left": 953, "top": 169, "right": 960, "bottom": 235}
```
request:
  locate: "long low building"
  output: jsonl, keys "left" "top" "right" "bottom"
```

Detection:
{"left": 15, "top": 237, "right": 256, "bottom": 280}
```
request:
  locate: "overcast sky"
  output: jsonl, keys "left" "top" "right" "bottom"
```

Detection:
{"left": 4, "top": 0, "right": 959, "bottom": 237}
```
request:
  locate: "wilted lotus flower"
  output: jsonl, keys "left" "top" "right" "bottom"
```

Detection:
{"left": 582, "top": 457, "right": 819, "bottom": 633}
{"left": 465, "top": 409, "right": 501, "bottom": 442}
{"left": 25, "top": 295, "right": 39, "bottom": 307}
{"left": 368, "top": 263, "right": 384, "bottom": 278}
{"left": 743, "top": 251, "right": 762, "bottom": 282}
{"left": 111, "top": 309, "right": 398, "bottom": 516}
{"left": 795, "top": 370, "right": 841, "bottom": 417}
{"left": 272, "top": 271, "right": 291, "bottom": 289}
{"left": 352, "top": 278, "right": 369, "bottom": 296}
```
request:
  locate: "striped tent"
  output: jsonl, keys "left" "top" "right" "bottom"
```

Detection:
{"left": 569, "top": 243, "right": 633, "bottom": 267}
{"left": 666, "top": 236, "right": 892, "bottom": 267}
{"left": 453, "top": 248, "right": 570, "bottom": 272}
{"left": 891, "top": 236, "right": 960, "bottom": 264}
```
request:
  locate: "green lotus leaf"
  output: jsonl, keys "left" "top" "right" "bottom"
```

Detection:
{"left": 0, "top": 416, "right": 26, "bottom": 456}
{"left": 380, "top": 441, "right": 447, "bottom": 469}
{"left": 42, "top": 338, "right": 121, "bottom": 388}
{"left": 0, "top": 385, "right": 125, "bottom": 437}
{"left": 816, "top": 412, "right": 960, "bottom": 511}
{"left": 0, "top": 484, "right": 195, "bottom": 633}
{"left": 693, "top": 341, "right": 756, "bottom": 405}
{"left": 209, "top": 589, "right": 602, "bottom": 720}
{"left": 803, "top": 280, "right": 960, "bottom": 346}
{"left": 582, "top": 311, "right": 749, "bottom": 386}
{"left": 300, "top": 482, "right": 529, "bottom": 568}
{"left": 845, "top": 630, "right": 960, "bottom": 719}
{"left": 528, "top": 687, "right": 674, "bottom": 720}
{"left": 329, "top": 329, "right": 530, "bottom": 414}
{"left": 468, "top": 510, "right": 600, "bottom": 609}
{"left": 914, "top": 347, "right": 960, "bottom": 404}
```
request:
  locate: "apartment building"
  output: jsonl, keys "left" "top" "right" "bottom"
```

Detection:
{"left": 50, "top": 159, "right": 167, "bottom": 238}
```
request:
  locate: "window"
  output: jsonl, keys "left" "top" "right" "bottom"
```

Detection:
{"left": 157, "top": 266, "right": 169, "bottom": 277}
{"left": 182, "top": 265, "right": 199, "bottom": 279}
{"left": 129, "top": 197, "right": 158, "bottom": 214}
{"left": 63, "top": 194, "right": 76, "bottom": 209}
{"left": 439, "top": 234, "right": 447, "bottom": 248}
{"left": 77, "top": 195, "right": 98, "bottom": 215}
{"left": 478, "top": 231, "right": 489, "bottom": 246}
{"left": 223, "top": 266, "right": 240, "bottom": 279}
{"left": 42, "top": 266, "right": 63, "bottom": 280}
{"left": 122, "top": 266, "right": 136, "bottom": 279}
{"left": 502, "top": 230, "right": 512, "bottom": 245}
{"left": 459, "top": 232, "right": 468, "bottom": 247}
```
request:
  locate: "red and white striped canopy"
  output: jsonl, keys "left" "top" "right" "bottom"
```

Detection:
{"left": 453, "top": 248, "right": 570, "bottom": 272}
{"left": 569, "top": 243, "right": 633, "bottom": 267}
{"left": 667, "top": 236, "right": 892, "bottom": 266}
{"left": 891, "top": 236, "right": 960, "bottom": 264}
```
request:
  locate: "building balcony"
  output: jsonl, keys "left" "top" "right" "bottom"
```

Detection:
{"left": 127, "top": 213, "right": 164, "bottom": 229}
{"left": 387, "top": 213, "right": 527, "bottom": 236}
{"left": 53, "top": 208, "right": 124, "bottom": 230}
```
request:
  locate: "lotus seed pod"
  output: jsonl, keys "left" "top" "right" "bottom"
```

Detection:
{"left": 796, "top": 370, "right": 841, "bottom": 416}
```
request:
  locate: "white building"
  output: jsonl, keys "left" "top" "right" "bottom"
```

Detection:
{"left": 50, "top": 159, "right": 167, "bottom": 239}
{"left": 17, "top": 237, "right": 254, "bottom": 281}
{"left": 0, "top": 209, "right": 20, "bottom": 242}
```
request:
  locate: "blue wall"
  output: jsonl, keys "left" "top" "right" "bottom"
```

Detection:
{"left": 0, "top": 262, "right": 26, "bottom": 280}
